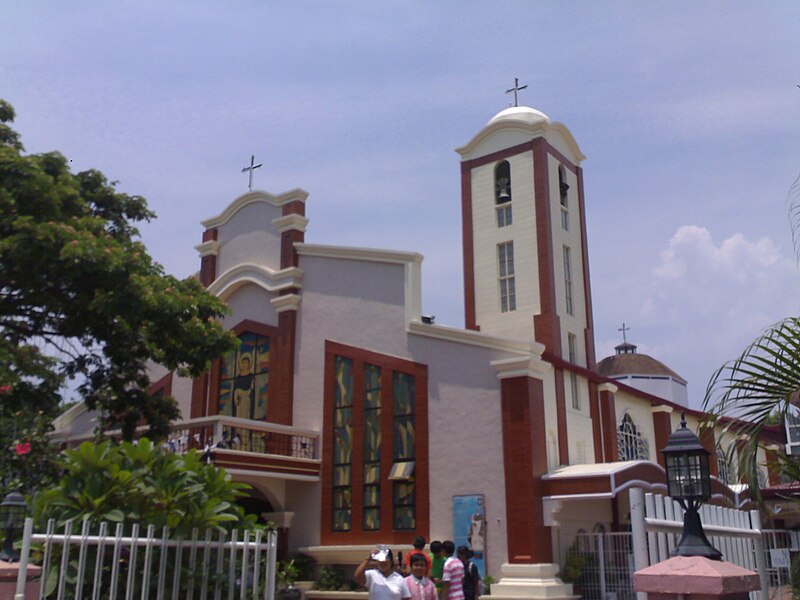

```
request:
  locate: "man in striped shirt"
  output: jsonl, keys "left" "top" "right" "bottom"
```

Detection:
{"left": 440, "top": 540, "right": 464, "bottom": 600}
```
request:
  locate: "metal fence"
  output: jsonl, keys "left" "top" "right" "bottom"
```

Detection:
{"left": 14, "top": 518, "right": 278, "bottom": 600}
{"left": 560, "top": 489, "right": 800, "bottom": 600}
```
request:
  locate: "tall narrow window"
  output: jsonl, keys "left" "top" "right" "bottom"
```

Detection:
{"left": 391, "top": 372, "right": 416, "bottom": 530}
{"left": 332, "top": 356, "right": 354, "bottom": 531}
{"left": 495, "top": 161, "right": 512, "bottom": 227}
{"left": 559, "top": 165, "right": 569, "bottom": 231}
{"left": 218, "top": 332, "right": 270, "bottom": 420}
{"left": 568, "top": 333, "right": 580, "bottom": 410}
{"left": 498, "top": 242, "right": 516, "bottom": 313}
{"left": 563, "top": 245, "right": 574, "bottom": 316}
{"left": 617, "top": 413, "right": 650, "bottom": 461}
{"left": 362, "top": 364, "right": 382, "bottom": 530}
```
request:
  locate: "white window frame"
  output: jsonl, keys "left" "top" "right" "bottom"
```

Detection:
{"left": 498, "top": 241, "right": 516, "bottom": 313}
{"left": 563, "top": 245, "right": 574, "bottom": 316}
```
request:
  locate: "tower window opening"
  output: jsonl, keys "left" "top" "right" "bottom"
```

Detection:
{"left": 559, "top": 165, "right": 569, "bottom": 231}
{"left": 568, "top": 333, "right": 580, "bottom": 410}
{"left": 498, "top": 241, "right": 516, "bottom": 313}
{"left": 495, "top": 161, "right": 512, "bottom": 228}
{"left": 563, "top": 245, "right": 574, "bottom": 316}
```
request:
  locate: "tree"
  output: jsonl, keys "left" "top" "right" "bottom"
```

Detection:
{"left": 702, "top": 172, "right": 800, "bottom": 491}
{"left": 0, "top": 100, "right": 236, "bottom": 441}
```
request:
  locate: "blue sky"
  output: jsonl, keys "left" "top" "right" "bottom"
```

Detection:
{"left": 3, "top": 1, "right": 800, "bottom": 407}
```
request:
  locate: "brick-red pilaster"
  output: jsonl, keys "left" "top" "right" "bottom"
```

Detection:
{"left": 531, "top": 139, "right": 561, "bottom": 356}
{"left": 652, "top": 410, "right": 673, "bottom": 469}
{"left": 272, "top": 307, "right": 297, "bottom": 425}
{"left": 500, "top": 376, "right": 551, "bottom": 564}
{"left": 599, "top": 388, "right": 619, "bottom": 462}
{"left": 589, "top": 382, "right": 603, "bottom": 462}
{"left": 190, "top": 372, "right": 209, "bottom": 418}
{"left": 576, "top": 166, "right": 596, "bottom": 369}
{"left": 699, "top": 425, "right": 719, "bottom": 478}
{"left": 200, "top": 228, "right": 218, "bottom": 288}
{"left": 553, "top": 368, "right": 569, "bottom": 464}
{"left": 460, "top": 162, "right": 478, "bottom": 331}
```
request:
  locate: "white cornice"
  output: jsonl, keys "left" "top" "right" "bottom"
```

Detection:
{"left": 207, "top": 264, "right": 303, "bottom": 299}
{"left": 194, "top": 240, "right": 220, "bottom": 257}
{"left": 598, "top": 382, "right": 618, "bottom": 394}
{"left": 202, "top": 189, "right": 309, "bottom": 229}
{"left": 456, "top": 120, "right": 585, "bottom": 163}
{"left": 272, "top": 213, "right": 309, "bottom": 233}
{"left": 651, "top": 405, "right": 674, "bottom": 414}
{"left": 271, "top": 294, "right": 302, "bottom": 313}
{"left": 407, "top": 320, "right": 535, "bottom": 355}
{"left": 295, "top": 243, "right": 423, "bottom": 266}
{"left": 491, "top": 354, "right": 552, "bottom": 381}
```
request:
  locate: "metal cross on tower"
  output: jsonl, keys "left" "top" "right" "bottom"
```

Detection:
{"left": 241, "top": 155, "right": 263, "bottom": 191}
{"left": 618, "top": 322, "right": 631, "bottom": 344}
{"left": 505, "top": 77, "right": 528, "bottom": 107}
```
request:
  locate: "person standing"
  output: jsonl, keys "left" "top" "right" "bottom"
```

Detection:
{"left": 356, "top": 545, "right": 412, "bottom": 600}
{"left": 404, "top": 553, "right": 437, "bottom": 600}
{"left": 440, "top": 541, "right": 464, "bottom": 600}
{"left": 458, "top": 546, "right": 481, "bottom": 600}
{"left": 429, "top": 540, "right": 445, "bottom": 594}
{"left": 403, "top": 535, "right": 432, "bottom": 575}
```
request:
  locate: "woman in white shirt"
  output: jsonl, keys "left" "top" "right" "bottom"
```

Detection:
{"left": 355, "top": 545, "right": 411, "bottom": 600}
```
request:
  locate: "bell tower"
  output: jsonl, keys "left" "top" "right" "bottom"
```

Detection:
{"left": 456, "top": 105, "right": 596, "bottom": 368}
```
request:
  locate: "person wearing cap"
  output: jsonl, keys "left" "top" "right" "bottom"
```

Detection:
{"left": 356, "top": 545, "right": 412, "bottom": 600}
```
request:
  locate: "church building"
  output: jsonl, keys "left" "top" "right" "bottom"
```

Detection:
{"left": 55, "top": 103, "right": 788, "bottom": 589}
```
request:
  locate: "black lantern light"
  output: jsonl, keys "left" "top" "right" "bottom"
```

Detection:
{"left": 661, "top": 413, "right": 722, "bottom": 560}
{"left": 0, "top": 490, "right": 27, "bottom": 562}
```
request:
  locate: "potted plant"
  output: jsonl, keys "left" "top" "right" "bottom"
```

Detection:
{"left": 559, "top": 545, "right": 592, "bottom": 596}
{"left": 292, "top": 552, "right": 317, "bottom": 593}
{"left": 277, "top": 559, "right": 301, "bottom": 600}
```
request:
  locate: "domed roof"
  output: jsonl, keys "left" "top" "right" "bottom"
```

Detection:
{"left": 487, "top": 105, "right": 550, "bottom": 126}
{"left": 596, "top": 351, "right": 687, "bottom": 385}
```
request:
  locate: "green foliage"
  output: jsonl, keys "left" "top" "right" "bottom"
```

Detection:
{"left": 276, "top": 558, "right": 300, "bottom": 589}
{"left": 703, "top": 317, "right": 800, "bottom": 492}
{"left": 290, "top": 552, "right": 316, "bottom": 581}
{"left": 34, "top": 438, "right": 256, "bottom": 535}
{"left": 0, "top": 100, "right": 237, "bottom": 440}
{"left": 559, "top": 544, "right": 592, "bottom": 584}
{"left": 318, "top": 565, "right": 347, "bottom": 591}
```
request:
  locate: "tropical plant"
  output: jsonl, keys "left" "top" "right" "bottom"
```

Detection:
{"left": 702, "top": 171, "right": 800, "bottom": 496}
{"left": 34, "top": 438, "right": 256, "bottom": 534}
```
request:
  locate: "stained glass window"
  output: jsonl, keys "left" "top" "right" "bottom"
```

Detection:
{"left": 218, "top": 332, "right": 269, "bottom": 420}
{"left": 332, "top": 356, "right": 354, "bottom": 531}
{"left": 363, "top": 364, "right": 382, "bottom": 530}
{"left": 392, "top": 372, "right": 415, "bottom": 529}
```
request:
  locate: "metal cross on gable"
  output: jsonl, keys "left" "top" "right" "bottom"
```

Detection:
{"left": 505, "top": 77, "right": 528, "bottom": 107}
{"left": 618, "top": 322, "right": 631, "bottom": 344}
{"left": 241, "top": 155, "right": 263, "bottom": 191}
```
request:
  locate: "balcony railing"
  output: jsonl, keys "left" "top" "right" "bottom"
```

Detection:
{"left": 53, "top": 414, "right": 320, "bottom": 463}
{"left": 165, "top": 415, "right": 319, "bottom": 461}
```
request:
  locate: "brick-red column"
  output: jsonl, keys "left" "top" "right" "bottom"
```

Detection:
{"left": 501, "top": 376, "right": 551, "bottom": 564}
{"left": 199, "top": 228, "right": 218, "bottom": 288}
{"left": 699, "top": 424, "right": 719, "bottom": 479}
{"left": 652, "top": 409, "right": 673, "bottom": 469}
{"left": 599, "top": 386, "right": 618, "bottom": 462}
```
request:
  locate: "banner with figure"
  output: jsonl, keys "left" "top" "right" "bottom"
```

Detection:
{"left": 452, "top": 494, "right": 486, "bottom": 577}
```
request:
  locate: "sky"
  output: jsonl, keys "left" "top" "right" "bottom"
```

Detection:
{"left": 3, "top": 1, "right": 800, "bottom": 408}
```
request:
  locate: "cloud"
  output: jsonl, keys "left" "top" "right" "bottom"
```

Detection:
{"left": 624, "top": 225, "right": 800, "bottom": 404}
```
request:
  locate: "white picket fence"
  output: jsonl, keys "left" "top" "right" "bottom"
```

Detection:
{"left": 14, "top": 517, "right": 278, "bottom": 600}
{"left": 630, "top": 487, "right": 768, "bottom": 600}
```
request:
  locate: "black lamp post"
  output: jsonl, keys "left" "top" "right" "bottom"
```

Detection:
{"left": 661, "top": 413, "right": 722, "bottom": 561}
{"left": 0, "top": 490, "right": 27, "bottom": 562}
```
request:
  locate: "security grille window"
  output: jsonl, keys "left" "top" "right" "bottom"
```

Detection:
{"left": 332, "top": 356, "right": 354, "bottom": 531}
{"left": 559, "top": 166, "right": 569, "bottom": 231}
{"left": 563, "top": 245, "right": 574, "bottom": 315}
{"left": 617, "top": 413, "right": 650, "bottom": 461}
{"left": 495, "top": 161, "right": 513, "bottom": 228}
{"left": 568, "top": 333, "right": 580, "bottom": 410}
{"left": 786, "top": 410, "right": 800, "bottom": 456}
{"left": 498, "top": 242, "right": 516, "bottom": 313}
{"left": 716, "top": 444, "right": 736, "bottom": 485}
